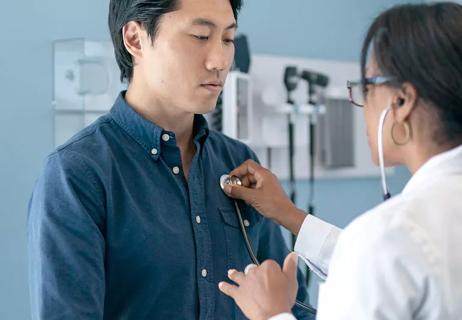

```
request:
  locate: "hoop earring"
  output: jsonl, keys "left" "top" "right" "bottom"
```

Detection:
{"left": 391, "top": 121, "right": 412, "bottom": 146}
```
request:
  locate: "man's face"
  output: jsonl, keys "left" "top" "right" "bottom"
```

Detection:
{"left": 136, "top": 0, "right": 237, "bottom": 114}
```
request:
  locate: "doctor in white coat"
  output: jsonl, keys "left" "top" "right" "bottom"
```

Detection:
{"left": 218, "top": 2, "right": 462, "bottom": 319}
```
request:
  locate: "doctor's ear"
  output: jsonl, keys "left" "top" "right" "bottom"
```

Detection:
{"left": 122, "top": 21, "right": 145, "bottom": 61}
{"left": 392, "top": 82, "right": 418, "bottom": 122}
{"left": 396, "top": 98, "right": 405, "bottom": 107}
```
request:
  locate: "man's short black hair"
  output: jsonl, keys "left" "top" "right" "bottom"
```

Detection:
{"left": 108, "top": 0, "right": 242, "bottom": 82}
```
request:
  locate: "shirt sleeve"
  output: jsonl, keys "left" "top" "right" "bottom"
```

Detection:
{"left": 269, "top": 312, "right": 297, "bottom": 320}
{"left": 28, "top": 151, "right": 106, "bottom": 319}
{"left": 294, "top": 215, "right": 342, "bottom": 280}
{"left": 316, "top": 213, "right": 431, "bottom": 320}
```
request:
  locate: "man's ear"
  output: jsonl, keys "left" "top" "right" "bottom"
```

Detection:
{"left": 122, "top": 21, "right": 144, "bottom": 61}
{"left": 391, "top": 82, "right": 418, "bottom": 122}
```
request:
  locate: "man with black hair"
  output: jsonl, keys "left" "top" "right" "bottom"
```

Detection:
{"left": 28, "top": 0, "right": 312, "bottom": 319}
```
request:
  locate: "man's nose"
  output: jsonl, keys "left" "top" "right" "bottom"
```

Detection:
{"left": 205, "top": 41, "right": 232, "bottom": 72}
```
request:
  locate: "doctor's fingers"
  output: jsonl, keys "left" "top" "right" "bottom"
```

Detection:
{"left": 224, "top": 184, "right": 259, "bottom": 205}
{"left": 282, "top": 253, "right": 299, "bottom": 283}
{"left": 218, "top": 281, "right": 239, "bottom": 299}
{"left": 227, "top": 269, "right": 245, "bottom": 285}
{"left": 240, "top": 174, "right": 258, "bottom": 188}
{"left": 229, "top": 160, "right": 265, "bottom": 181}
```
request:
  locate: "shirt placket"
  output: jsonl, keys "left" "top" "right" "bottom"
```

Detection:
{"left": 161, "top": 133, "right": 215, "bottom": 320}
{"left": 188, "top": 141, "right": 215, "bottom": 320}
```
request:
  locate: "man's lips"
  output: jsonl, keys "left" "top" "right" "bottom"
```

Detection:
{"left": 200, "top": 81, "right": 223, "bottom": 93}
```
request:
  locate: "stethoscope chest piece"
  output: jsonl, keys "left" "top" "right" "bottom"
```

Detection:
{"left": 220, "top": 174, "right": 243, "bottom": 192}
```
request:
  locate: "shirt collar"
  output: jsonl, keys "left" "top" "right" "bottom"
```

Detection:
{"left": 192, "top": 110, "right": 210, "bottom": 145}
{"left": 402, "top": 144, "right": 462, "bottom": 194}
{"left": 110, "top": 91, "right": 209, "bottom": 160}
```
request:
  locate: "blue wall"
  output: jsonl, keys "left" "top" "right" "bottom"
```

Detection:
{"left": 0, "top": 1, "right": 109, "bottom": 319}
{"left": 238, "top": 0, "right": 422, "bottom": 61}
{"left": 0, "top": 0, "right": 417, "bottom": 318}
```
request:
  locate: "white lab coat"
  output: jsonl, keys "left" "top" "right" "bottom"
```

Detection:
{"left": 271, "top": 145, "right": 462, "bottom": 320}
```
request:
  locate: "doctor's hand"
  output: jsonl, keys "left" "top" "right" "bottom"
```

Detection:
{"left": 218, "top": 253, "right": 299, "bottom": 320}
{"left": 225, "top": 160, "right": 306, "bottom": 235}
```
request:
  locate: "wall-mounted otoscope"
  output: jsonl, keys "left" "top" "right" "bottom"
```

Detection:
{"left": 283, "top": 66, "right": 299, "bottom": 104}
{"left": 283, "top": 66, "right": 330, "bottom": 287}
{"left": 299, "top": 69, "right": 329, "bottom": 216}
{"left": 282, "top": 67, "right": 330, "bottom": 215}
{"left": 283, "top": 67, "right": 330, "bottom": 104}
{"left": 282, "top": 65, "right": 299, "bottom": 224}
{"left": 300, "top": 70, "right": 330, "bottom": 104}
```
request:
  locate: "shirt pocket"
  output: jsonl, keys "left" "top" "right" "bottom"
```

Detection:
{"left": 218, "top": 205, "right": 263, "bottom": 270}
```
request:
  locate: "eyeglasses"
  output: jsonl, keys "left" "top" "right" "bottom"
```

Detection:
{"left": 347, "top": 76, "right": 395, "bottom": 107}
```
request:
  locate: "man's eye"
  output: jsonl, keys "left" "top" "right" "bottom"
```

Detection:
{"left": 224, "top": 39, "right": 235, "bottom": 45}
{"left": 193, "top": 35, "right": 209, "bottom": 41}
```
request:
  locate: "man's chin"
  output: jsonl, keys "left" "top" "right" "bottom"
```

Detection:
{"left": 193, "top": 100, "right": 219, "bottom": 115}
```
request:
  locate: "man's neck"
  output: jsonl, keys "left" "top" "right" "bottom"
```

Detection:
{"left": 125, "top": 82, "right": 196, "bottom": 177}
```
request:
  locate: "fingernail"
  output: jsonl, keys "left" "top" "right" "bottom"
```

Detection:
{"left": 224, "top": 185, "right": 232, "bottom": 194}
{"left": 228, "top": 269, "right": 236, "bottom": 277}
{"left": 218, "top": 282, "right": 223, "bottom": 289}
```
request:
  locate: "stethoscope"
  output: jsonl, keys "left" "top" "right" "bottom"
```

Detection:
{"left": 219, "top": 174, "right": 318, "bottom": 315}
{"left": 378, "top": 106, "right": 392, "bottom": 201}
{"left": 219, "top": 105, "right": 393, "bottom": 316}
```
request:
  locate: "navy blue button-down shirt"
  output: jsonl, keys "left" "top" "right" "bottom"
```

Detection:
{"left": 28, "top": 92, "right": 313, "bottom": 319}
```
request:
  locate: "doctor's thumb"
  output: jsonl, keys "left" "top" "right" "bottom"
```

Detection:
{"left": 283, "top": 252, "right": 299, "bottom": 282}
{"left": 224, "top": 184, "right": 256, "bottom": 204}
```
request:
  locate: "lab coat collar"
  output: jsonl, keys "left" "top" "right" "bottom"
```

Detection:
{"left": 402, "top": 144, "right": 462, "bottom": 194}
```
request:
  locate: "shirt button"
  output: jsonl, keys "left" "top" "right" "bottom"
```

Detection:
{"left": 196, "top": 216, "right": 201, "bottom": 224}
{"left": 201, "top": 269, "right": 208, "bottom": 278}
{"left": 151, "top": 148, "right": 158, "bottom": 155}
{"left": 172, "top": 166, "right": 180, "bottom": 175}
{"left": 244, "top": 219, "right": 250, "bottom": 227}
{"left": 162, "top": 134, "right": 170, "bottom": 142}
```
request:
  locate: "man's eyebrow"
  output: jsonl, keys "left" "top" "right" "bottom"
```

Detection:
{"left": 191, "top": 18, "right": 237, "bottom": 30}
